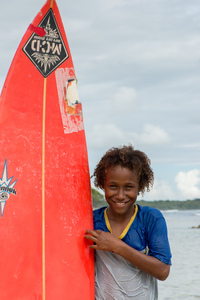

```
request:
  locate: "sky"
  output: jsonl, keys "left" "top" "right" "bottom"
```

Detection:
{"left": 0, "top": 0, "right": 200, "bottom": 201}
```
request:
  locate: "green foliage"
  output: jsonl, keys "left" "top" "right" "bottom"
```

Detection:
{"left": 91, "top": 187, "right": 107, "bottom": 208}
{"left": 91, "top": 187, "right": 200, "bottom": 210}
{"left": 136, "top": 199, "right": 200, "bottom": 210}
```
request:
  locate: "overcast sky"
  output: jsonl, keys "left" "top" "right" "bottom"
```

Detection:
{"left": 0, "top": 0, "right": 200, "bottom": 201}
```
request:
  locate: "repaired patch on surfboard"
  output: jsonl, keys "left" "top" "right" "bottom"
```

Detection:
{"left": 23, "top": 8, "right": 69, "bottom": 77}
{"left": 55, "top": 67, "right": 84, "bottom": 134}
{"left": 0, "top": 160, "right": 17, "bottom": 217}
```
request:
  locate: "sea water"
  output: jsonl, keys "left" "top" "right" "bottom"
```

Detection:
{"left": 158, "top": 210, "right": 200, "bottom": 299}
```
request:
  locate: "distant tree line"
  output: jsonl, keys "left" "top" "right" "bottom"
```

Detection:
{"left": 91, "top": 188, "right": 200, "bottom": 210}
{"left": 136, "top": 199, "right": 200, "bottom": 210}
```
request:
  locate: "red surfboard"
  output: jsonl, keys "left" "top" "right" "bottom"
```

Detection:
{"left": 0, "top": 1, "right": 94, "bottom": 299}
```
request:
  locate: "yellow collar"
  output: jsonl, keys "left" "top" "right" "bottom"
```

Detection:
{"left": 104, "top": 204, "right": 138, "bottom": 239}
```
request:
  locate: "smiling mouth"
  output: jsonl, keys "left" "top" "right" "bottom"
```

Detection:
{"left": 113, "top": 200, "right": 130, "bottom": 206}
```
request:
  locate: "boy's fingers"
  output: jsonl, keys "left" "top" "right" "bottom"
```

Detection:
{"left": 85, "top": 234, "right": 92, "bottom": 240}
{"left": 86, "top": 229, "right": 99, "bottom": 237}
{"left": 89, "top": 244, "right": 98, "bottom": 249}
{"left": 85, "top": 234, "right": 97, "bottom": 242}
{"left": 86, "top": 229, "right": 94, "bottom": 235}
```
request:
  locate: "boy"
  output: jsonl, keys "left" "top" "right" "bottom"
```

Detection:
{"left": 85, "top": 145, "right": 171, "bottom": 300}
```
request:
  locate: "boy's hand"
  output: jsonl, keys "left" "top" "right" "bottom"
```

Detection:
{"left": 85, "top": 229, "right": 121, "bottom": 252}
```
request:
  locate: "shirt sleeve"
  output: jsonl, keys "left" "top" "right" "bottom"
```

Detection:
{"left": 146, "top": 210, "right": 172, "bottom": 265}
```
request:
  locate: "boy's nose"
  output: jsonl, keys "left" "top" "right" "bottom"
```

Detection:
{"left": 117, "top": 188, "right": 125, "bottom": 200}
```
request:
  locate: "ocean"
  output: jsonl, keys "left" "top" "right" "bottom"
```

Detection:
{"left": 158, "top": 209, "right": 200, "bottom": 299}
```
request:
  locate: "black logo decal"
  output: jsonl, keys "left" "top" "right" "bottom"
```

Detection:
{"left": 23, "top": 9, "right": 69, "bottom": 77}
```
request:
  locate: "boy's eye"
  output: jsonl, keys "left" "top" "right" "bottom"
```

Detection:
{"left": 125, "top": 185, "right": 134, "bottom": 189}
{"left": 109, "top": 184, "right": 117, "bottom": 188}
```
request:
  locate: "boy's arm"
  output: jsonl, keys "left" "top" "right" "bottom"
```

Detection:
{"left": 85, "top": 229, "right": 170, "bottom": 281}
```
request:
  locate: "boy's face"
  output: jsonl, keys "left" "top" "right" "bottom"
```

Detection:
{"left": 104, "top": 165, "right": 139, "bottom": 218}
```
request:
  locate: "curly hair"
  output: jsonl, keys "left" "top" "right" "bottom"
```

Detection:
{"left": 93, "top": 145, "right": 154, "bottom": 196}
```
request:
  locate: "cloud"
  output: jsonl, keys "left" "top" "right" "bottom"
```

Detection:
{"left": 135, "top": 124, "right": 171, "bottom": 145}
{"left": 179, "top": 143, "right": 200, "bottom": 149}
{"left": 87, "top": 124, "right": 126, "bottom": 149}
{"left": 175, "top": 169, "right": 200, "bottom": 199}
{"left": 109, "top": 86, "right": 138, "bottom": 113}
{"left": 138, "top": 179, "right": 176, "bottom": 201}
{"left": 87, "top": 122, "right": 171, "bottom": 150}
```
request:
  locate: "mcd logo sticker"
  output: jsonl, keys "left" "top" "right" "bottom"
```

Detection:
{"left": 23, "top": 9, "right": 69, "bottom": 77}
